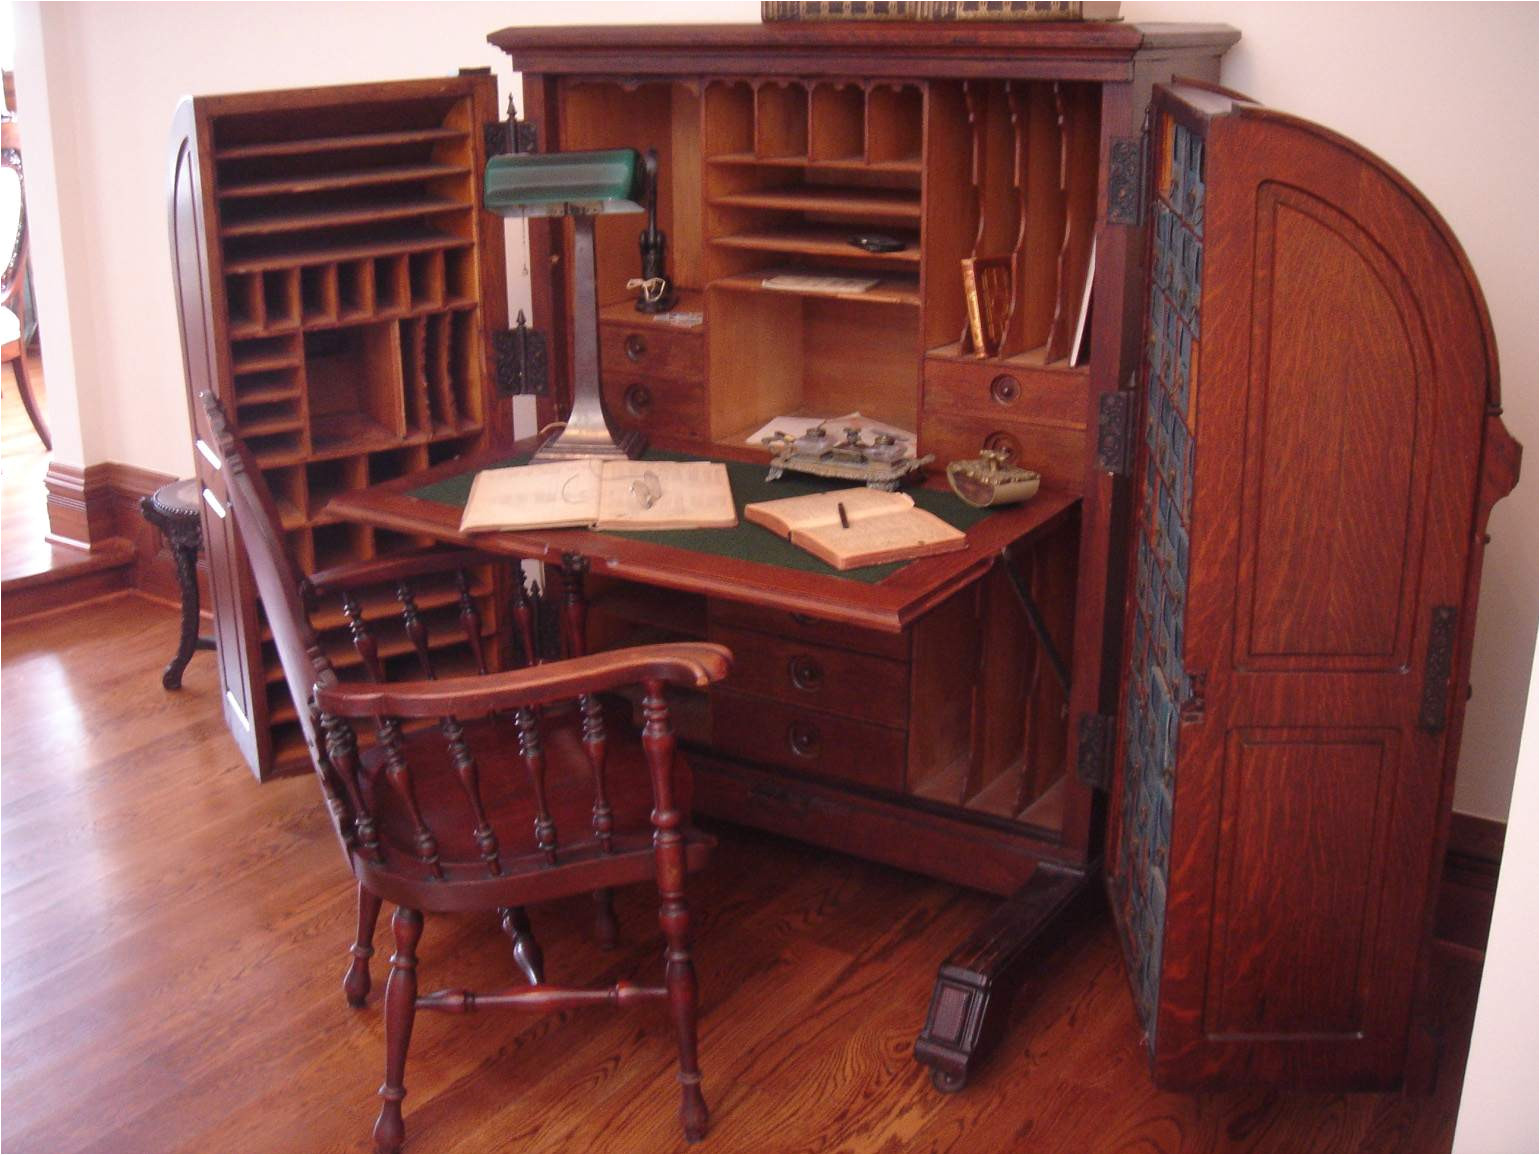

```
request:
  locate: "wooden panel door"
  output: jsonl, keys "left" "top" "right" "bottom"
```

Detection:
{"left": 1109, "top": 83, "right": 1516, "bottom": 1089}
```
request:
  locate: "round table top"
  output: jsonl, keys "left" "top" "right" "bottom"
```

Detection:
{"left": 149, "top": 477, "right": 202, "bottom": 521}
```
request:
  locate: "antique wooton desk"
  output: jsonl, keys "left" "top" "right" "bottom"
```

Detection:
{"left": 170, "top": 21, "right": 1520, "bottom": 1094}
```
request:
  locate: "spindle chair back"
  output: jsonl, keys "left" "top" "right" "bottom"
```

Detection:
{"left": 199, "top": 393, "right": 731, "bottom": 1152}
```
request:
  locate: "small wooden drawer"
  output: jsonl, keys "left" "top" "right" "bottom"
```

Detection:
{"left": 711, "top": 690, "right": 906, "bottom": 793}
{"left": 924, "top": 357, "right": 1089, "bottom": 428}
{"left": 709, "top": 623, "right": 908, "bottom": 726}
{"left": 708, "top": 599, "right": 910, "bottom": 661}
{"left": 600, "top": 373, "right": 706, "bottom": 440}
{"left": 919, "top": 412, "right": 1087, "bottom": 491}
{"left": 600, "top": 321, "right": 704, "bottom": 382}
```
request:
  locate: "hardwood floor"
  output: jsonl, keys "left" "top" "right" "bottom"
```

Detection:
{"left": 1, "top": 595, "right": 1480, "bottom": 1152}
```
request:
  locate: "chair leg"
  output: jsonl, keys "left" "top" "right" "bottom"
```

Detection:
{"left": 500, "top": 906, "right": 544, "bottom": 985}
{"left": 373, "top": 906, "right": 422, "bottom": 1155}
{"left": 592, "top": 887, "right": 619, "bottom": 950}
{"left": 9, "top": 349, "right": 50, "bottom": 452}
{"left": 161, "top": 535, "right": 203, "bottom": 690}
{"left": 663, "top": 913, "right": 708, "bottom": 1143}
{"left": 344, "top": 885, "right": 383, "bottom": 1007}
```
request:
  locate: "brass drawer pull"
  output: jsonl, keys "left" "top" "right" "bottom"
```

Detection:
{"left": 788, "top": 654, "right": 824, "bottom": 692}
{"left": 786, "top": 721, "right": 820, "bottom": 759}
{"left": 989, "top": 374, "right": 1021, "bottom": 405}
{"left": 622, "top": 383, "right": 653, "bottom": 418}
{"left": 624, "top": 333, "right": 647, "bottom": 362}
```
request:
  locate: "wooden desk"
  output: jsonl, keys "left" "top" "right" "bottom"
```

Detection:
{"left": 327, "top": 437, "right": 1094, "bottom": 1091}
{"left": 324, "top": 438, "right": 1080, "bottom": 634}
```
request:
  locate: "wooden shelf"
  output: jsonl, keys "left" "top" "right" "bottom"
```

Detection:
{"left": 926, "top": 340, "right": 1091, "bottom": 376}
{"left": 708, "top": 152, "right": 922, "bottom": 176}
{"left": 218, "top": 164, "right": 470, "bottom": 199}
{"left": 710, "top": 185, "right": 921, "bottom": 220}
{"left": 222, "top": 198, "right": 470, "bottom": 238}
{"left": 712, "top": 269, "right": 920, "bottom": 307}
{"left": 711, "top": 225, "right": 920, "bottom": 266}
{"left": 233, "top": 381, "right": 302, "bottom": 405}
{"left": 214, "top": 127, "right": 464, "bottom": 161}
{"left": 224, "top": 230, "right": 468, "bottom": 275}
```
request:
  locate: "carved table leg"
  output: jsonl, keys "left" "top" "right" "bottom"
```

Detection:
{"left": 913, "top": 864, "right": 1089, "bottom": 1093}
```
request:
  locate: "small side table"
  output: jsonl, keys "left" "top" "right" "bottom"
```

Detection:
{"left": 140, "top": 478, "right": 216, "bottom": 690}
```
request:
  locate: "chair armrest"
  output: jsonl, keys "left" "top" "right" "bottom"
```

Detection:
{"left": 313, "top": 642, "right": 732, "bottom": 720}
{"left": 303, "top": 546, "right": 503, "bottom": 598}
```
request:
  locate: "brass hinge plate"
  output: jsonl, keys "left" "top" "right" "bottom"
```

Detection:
{"left": 484, "top": 118, "right": 537, "bottom": 158}
{"left": 1076, "top": 713, "right": 1116, "bottom": 791}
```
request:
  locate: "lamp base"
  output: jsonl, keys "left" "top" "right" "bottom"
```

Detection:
{"left": 531, "top": 424, "right": 647, "bottom": 464}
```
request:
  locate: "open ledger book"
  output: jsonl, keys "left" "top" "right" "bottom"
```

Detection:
{"left": 459, "top": 459, "right": 738, "bottom": 533}
{"left": 744, "top": 487, "right": 966, "bottom": 571}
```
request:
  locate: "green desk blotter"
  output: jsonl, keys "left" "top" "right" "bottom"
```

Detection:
{"left": 408, "top": 452, "right": 997, "bottom": 585}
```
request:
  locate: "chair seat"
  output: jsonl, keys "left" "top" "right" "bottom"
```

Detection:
{"left": 351, "top": 698, "right": 711, "bottom": 912}
{"left": 0, "top": 304, "right": 18, "bottom": 347}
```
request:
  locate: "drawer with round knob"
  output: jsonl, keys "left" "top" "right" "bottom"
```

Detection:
{"left": 918, "top": 412, "right": 1086, "bottom": 490}
{"left": 708, "top": 623, "right": 909, "bottom": 725}
{"left": 600, "top": 321, "right": 704, "bottom": 381}
{"left": 599, "top": 372, "right": 706, "bottom": 439}
{"left": 710, "top": 690, "right": 906, "bottom": 792}
{"left": 923, "top": 356, "right": 1089, "bottom": 427}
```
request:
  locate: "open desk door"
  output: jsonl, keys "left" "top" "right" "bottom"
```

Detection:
{"left": 1108, "top": 82, "right": 1520, "bottom": 1089}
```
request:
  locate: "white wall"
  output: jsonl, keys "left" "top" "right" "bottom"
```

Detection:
{"left": 14, "top": 1, "right": 1536, "bottom": 820}
{"left": 1452, "top": 648, "right": 1538, "bottom": 1153}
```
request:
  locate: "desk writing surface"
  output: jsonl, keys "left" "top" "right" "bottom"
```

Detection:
{"left": 324, "top": 438, "right": 1080, "bottom": 633}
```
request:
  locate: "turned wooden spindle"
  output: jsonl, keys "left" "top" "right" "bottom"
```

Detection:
{"left": 500, "top": 906, "right": 545, "bottom": 985}
{"left": 560, "top": 552, "right": 590, "bottom": 661}
{"left": 397, "top": 581, "right": 435, "bottom": 679}
{"left": 344, "top": 886, "right": 384, "bottom": 1007}
{"left": 377, "top": 717, "right": 443, "bottom": 878}
{"left": 510, "top": 572, "right": 539, "bottom": 668}
{"left": 456, "top": 569, "right": 488, "bottom": 675}
{"left": 443, "top": 715, "right": 501, "bottom": 875}
{"left": 514, "top": 706, "right": 558, "bottom": 864}
{"left": 642, "top": 678, "right": 708, "bottom": 1142}
{"left": 322, "top": 712, "right": 382, "bottom": 863}
{"left": 341, "top": 592, "right": 386, "bottom": 681}
{"left": 373, "top": 906, "right": 422, "bottom": 1155}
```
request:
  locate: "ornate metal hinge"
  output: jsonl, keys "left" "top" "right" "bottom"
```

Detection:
{"left": 1418, "top": 606, "right": 1458, "bottom": 733}
{"left": 485, "top": 95, "right": 538, "bottom": 158}
{"left": 1076, "top": 713, "right": 1116, "bottom": 791}
{"left": 1180, "top": 671, "right": 1207, "bottom": 722}
{"left": 492, "top": 311, "right": 548, "bottom": 397}
{"left": 1107, "top": 135, "right": 1145, "bottom": 226}
{"left": 1094, "top": 389, "right": 1135, "bottom": 477}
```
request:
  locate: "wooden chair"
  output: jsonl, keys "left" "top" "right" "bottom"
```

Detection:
{"left": 2, "top": 128, "right": 49, "bottom": 451}
{"left": 199, "top": 393, "right": 732, "bottom": 1152}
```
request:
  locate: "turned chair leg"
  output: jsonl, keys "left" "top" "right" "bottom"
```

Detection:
{"left": 344, "top": 885, "right": 383, "bottom": 1007}
{"left": 9, "top": 347, "right": 50, "bottom": 452}
{"left": 374, "top": 907, "right": 422, "bottom": 1155}
{"left": 664, "top": 917, "right": 708, "bottom": 1143}
{"left": 500, "top": 906, "right": 544, "bottom": 985}
{"left": 592, "top": 888, "right": 619, "bottom": 949}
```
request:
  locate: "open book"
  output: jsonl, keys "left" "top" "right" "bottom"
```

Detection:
{"left": 459, "top": 459, "right": 737, "bottom": 533}
{"left": 744, "top": 487, "right": 966, "bottom": 571}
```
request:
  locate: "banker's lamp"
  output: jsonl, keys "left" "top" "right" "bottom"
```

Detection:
{"left": 485, "top": 148, "right": 646, "bottom": 462}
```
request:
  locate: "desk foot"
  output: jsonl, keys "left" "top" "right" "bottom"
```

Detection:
{"left": 913, "top": 864, "right": 1089, "bottom": 1092}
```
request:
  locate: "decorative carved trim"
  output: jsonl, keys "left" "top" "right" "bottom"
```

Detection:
{"left": 1418, "top": 606, "right": 1458, "bottom": 733}
{"left": 1093, "top": 389, "right": 1134, "bottom": 476}
{"left": 1106, "top": 136, "right": 1143, "bottom": 225}
{"left": 1075, "top": 712, "right": 1114, "bottom": 791}
{"left": 493, "top": 313, "right": 549, "bottom": 396}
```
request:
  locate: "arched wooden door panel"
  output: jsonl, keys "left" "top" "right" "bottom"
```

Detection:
{"left": 1108, "top": 83, "right": 1516, "bottom": 1090}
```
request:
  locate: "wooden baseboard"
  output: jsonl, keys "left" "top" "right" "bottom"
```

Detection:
{"left": 33, "top": 459, "right": 207, "bottom": 609}
{"left": 1436, "top": 812, "right": 1505, "bottom": 956}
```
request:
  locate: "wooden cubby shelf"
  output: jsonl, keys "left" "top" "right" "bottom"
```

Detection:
{"left": 218, "top": 163, "right": 470, "bottom": 198}
{"left": 711, "top": 225, "right": 920, "bottom": 265}
{"left": 213, "top": 125, "right": 465, "bottom": 161}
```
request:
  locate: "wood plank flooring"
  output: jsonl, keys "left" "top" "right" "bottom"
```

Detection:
{"left": 1, "top": 595, "right": 1480, "bottom": 1152}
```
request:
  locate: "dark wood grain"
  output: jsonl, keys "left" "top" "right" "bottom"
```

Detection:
{"left": 0, "top": 593, "right": 1485, "bottom": 1152}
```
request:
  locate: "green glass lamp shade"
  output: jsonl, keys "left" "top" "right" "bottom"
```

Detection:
{"left": 484, "top": 148, "right": 644, "bottom": 218}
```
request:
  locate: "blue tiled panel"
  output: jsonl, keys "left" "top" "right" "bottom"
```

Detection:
{"left": 1112, "top": 113, "right": 1203, "bottom": 1048}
